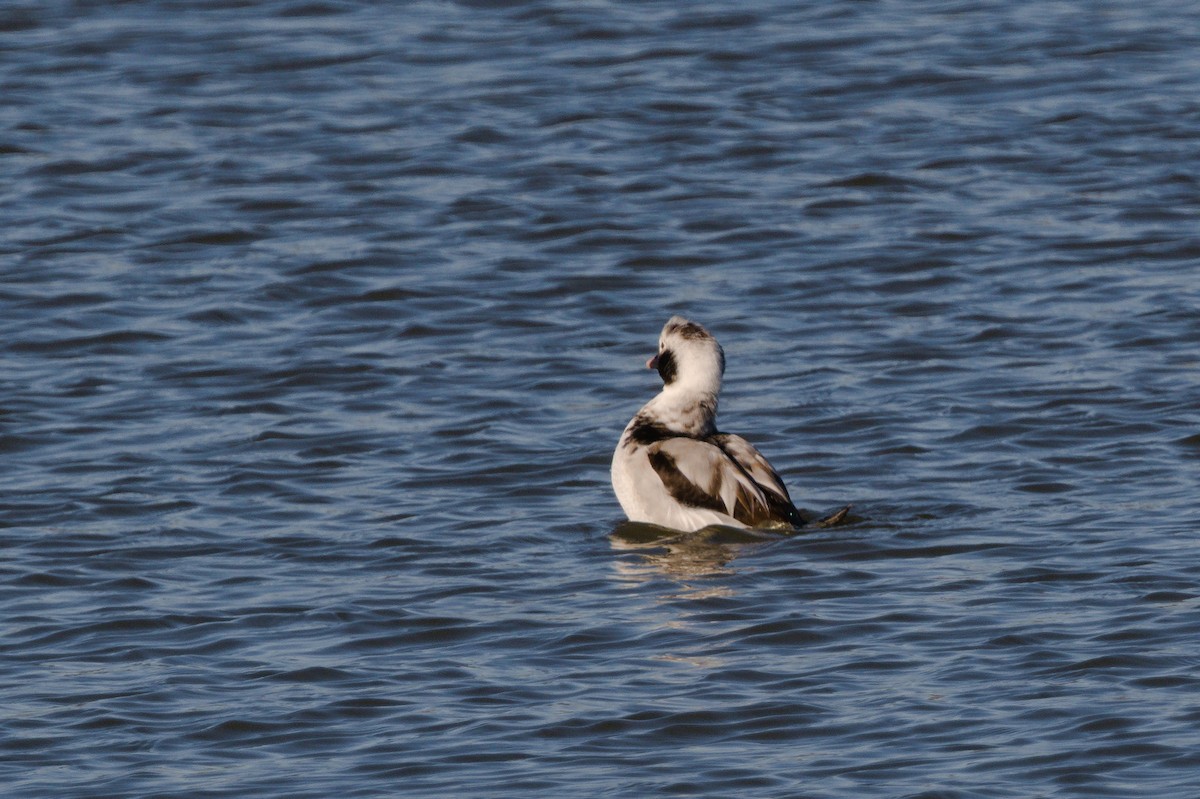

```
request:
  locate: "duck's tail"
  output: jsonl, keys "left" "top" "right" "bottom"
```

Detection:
{"left": 812, "top": 504, "right": 851, "bottom": 528}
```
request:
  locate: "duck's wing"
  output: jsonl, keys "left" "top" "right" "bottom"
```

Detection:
{"left": 646, "top": 436, "right": 796, "bottom": 528}
{"left": 708, "top": 433, "right": 806, "bottom": 527}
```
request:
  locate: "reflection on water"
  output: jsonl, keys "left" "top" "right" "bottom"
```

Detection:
{"left": 610, "top": 521, "right": 782, "bottom": 579}
{"left": 609, "top": 506, "right": 857, "bottom": 581}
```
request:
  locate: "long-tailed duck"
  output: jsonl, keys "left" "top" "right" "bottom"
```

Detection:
{"left": 612, "top": 316, "right": 845, "bottom": 532}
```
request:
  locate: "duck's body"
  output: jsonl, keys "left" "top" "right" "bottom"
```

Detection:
{"left": 611, "top": 316, "right": 811, "bottom": 532}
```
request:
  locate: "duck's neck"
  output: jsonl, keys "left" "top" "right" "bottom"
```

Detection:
{"left": 643, "top": 385, "right": 719, "bottom": 438}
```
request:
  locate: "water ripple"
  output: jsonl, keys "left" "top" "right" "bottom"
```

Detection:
{"left": 4, "top": 1, "right": 1200, "bottom": 797}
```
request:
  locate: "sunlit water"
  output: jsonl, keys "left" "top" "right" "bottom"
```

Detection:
{"left": 4, "top": 2, "right": 1200, "bottom": 797}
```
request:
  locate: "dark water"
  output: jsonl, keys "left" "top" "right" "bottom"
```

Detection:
{"left": 4, "top": 1, "right": 1200, "bottom": 797}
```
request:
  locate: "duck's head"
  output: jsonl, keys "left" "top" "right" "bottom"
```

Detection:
{"left": 647, "top": 315, "right": 725, "bottom": 396}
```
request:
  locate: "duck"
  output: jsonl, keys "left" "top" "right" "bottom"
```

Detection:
{"left": 611, "top": 316, "right": 845, "bottom": 532}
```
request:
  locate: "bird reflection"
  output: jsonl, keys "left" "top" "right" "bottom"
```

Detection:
{"left": 609, "top": 520, "right": 781, "bottom": 579}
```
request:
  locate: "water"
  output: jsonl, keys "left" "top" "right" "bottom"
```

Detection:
{"left": 3, "top": 1, "right": 1200, "bottom": 797}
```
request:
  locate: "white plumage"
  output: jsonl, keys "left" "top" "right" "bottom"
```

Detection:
{"left": 611, "top": 316, "right": 817, "bottom": 532}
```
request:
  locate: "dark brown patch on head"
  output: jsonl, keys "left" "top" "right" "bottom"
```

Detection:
{"left": 665, "top": 318, "right": 711, "bottom": 341}
{"left": 655, "top": 348, "right": 678, "bottom": 384}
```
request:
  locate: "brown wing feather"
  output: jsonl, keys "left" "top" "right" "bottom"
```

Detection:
{"left": 708, "top": 433, "right": 806, "bottom": 527}
{"left": 646, "top": 448, "right": 729, "bottom": 516}
{"left": 646, "top": 436, "right": 802, "bottom": 528}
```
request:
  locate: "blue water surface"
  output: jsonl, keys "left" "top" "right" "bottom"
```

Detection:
{"left": 3, "top": 2, "right": 1200, "bottom": 797}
